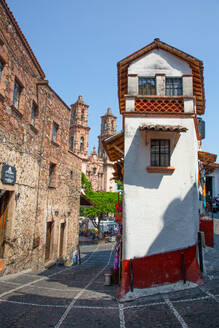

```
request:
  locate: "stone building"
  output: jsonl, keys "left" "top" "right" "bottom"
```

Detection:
{"left": 69, "top": 97, "right": 117, "bottom": 192}
{"left": 0, "top": 0, "right": 81, "bottom": 275}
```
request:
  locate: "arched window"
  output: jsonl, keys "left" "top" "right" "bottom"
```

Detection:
{"left": 104, "top": 122, "right": 107, "bottom": 130}
{"left": 81, "top": 109, "right": 84, "bottom": 121}
{"left": 111, "top": 122, "right": 113, "bottom": 130}
{"left": 80, "top": 136, "right": 84, "bottom": 151}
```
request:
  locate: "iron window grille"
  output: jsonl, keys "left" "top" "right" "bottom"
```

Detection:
{"left": 31, "top": 103, "right": 38, "bottom": 126}
{"left": 165, "top": 78, "right": 182, "bottom": 96}
{"left": 13, "top": 80, "right": 22, "bottom": 109}
{"left": 139, "top": 77, "right": 156, "bottom": 95}
{"left": 52, "top": 122, "right": 59, "bottom": 143}
{"left": 151, "top": 139, "right": 170, "bottom": 167}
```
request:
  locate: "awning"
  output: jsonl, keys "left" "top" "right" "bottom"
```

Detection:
{"left": 198, "top": 150, "right": 218, "bottom": 174}
{"left": 139, "top": 124, "right": 188, "bottom": 133}
{"left": 198, "top": 150, "right": 217, "bottom": 164}
{"left": 102, "top": 131, "right": 124, "bottom": 162}
{"left": 80, "top": 193, "right": 95, "bottom": 208}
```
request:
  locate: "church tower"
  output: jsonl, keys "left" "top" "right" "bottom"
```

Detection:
{"left": 98, "top": 108, "right": 117, "bottom": 158}
{"left": 69, "top": 95, "right": 90, "bottom": 164}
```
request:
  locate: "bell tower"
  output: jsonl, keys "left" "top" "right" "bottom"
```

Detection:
{"left": 98, "top": 108, "right": 117, "bottom": 158}
{"left": 69, "top": 95, "right": 90, "bottom": 161}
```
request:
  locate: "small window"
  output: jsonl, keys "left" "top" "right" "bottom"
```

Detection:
{"left": 13, "top": 79, "right": 22, "bottom": 109}
{"left": 49, "top": 162, "right": 56, "bottom": 187}
{"left": 104, "top": 122, "right": 107, "bottom": 130}
{"left": 81, "top": 109, "right": 84, "bottom": 121}
{"left": 139, "top": 77, "right": 156, "bottom": 95}
{"left": 93, "top": 167, "right": 96, "bottom": 174}
{"left": 111, "top": 122, "right": 113, "bottom": 131}
{"left": 52, "top": 122, "right": 59, "bottom": 143}
{"left": 31, "top": 103, "right": 38, "bottom": 126}
{"left": 151, "top": 139, "right": 170, "bottom": 167}
{"left": 80, "top": 136, "right": 84, "bottom": 151}
{"left": 69, "top": 136, "right": 74, "bottom": 151}
{"left": 165, "top": 78, "right": 182, "bottom": 96}
{"left": 0, "top": 61, "right": 3, "bottom": 80}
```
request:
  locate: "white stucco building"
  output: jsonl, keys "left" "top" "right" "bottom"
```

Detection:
{"left": 104, "top": 39, "right": 206, "bottom": 298}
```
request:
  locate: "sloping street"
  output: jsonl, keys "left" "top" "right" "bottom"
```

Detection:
{"left": 0, "top": 241, "right": 218, "bottom": 327}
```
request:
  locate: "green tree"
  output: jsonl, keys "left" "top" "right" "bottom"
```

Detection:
{"left": 80, "top": 173, "right": 119, "bottom": 234}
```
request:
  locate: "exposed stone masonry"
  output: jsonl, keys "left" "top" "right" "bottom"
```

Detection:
{"left": 0, "top": 0, "right": 81, "bottom": 275}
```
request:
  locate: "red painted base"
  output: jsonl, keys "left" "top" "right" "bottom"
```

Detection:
{"left": 200, "top": 218, "right": 214, "bottom": 247}
{"left": 118, "top": 245, "right": 203, "bottom": 298}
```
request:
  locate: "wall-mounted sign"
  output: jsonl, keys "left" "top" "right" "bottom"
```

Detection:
{"left": 1, "top": 164, "right": 16, "bottom": 185}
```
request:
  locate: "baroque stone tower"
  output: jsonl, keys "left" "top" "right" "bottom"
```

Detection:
{"left": 69, "top": 96, "right": 90, "bottom": 172}
{"left": 69, "top": 97, "right": 117, "bottom": 192}
{"left": 98, "top": 108, "right": 117, "bottom": 158}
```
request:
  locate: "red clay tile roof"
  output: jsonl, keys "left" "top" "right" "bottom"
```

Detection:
{"left": 139, "top": 124, "right": 188, "bottom": 133}
{"left": 117, "top": 38, "right": 205, "bottom": 115}
{"left": 1, "top": 0, "right": 45, "bottom": 79}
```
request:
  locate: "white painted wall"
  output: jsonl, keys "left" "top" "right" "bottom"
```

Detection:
{"left": 128, "top": 49, "right": 192, "bottom": 77}
{"left": 123, "top": 116, "right": 199, "bottom": 260}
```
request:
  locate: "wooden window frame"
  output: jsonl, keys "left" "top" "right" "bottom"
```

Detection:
{"left": 139, "top": 77, "right": 156, "bottom": 95}
{"left": 165, "top": 77, "right": 183, "bottom": 96}
{"left": 150, "top": 139, "right": 170, "bottom": 167}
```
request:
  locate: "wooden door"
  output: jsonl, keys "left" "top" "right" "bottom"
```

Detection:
{"left": 45, "top": 222, "right": 52, "bottom": 261}
{"left": 0, "top": 191, "right": 9, "bottom": 258}
{"left": 59, "top": 223, "right": 65, "bottom": 258}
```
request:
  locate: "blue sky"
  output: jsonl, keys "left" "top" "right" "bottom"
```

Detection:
{"left": 6, "top": 0, "right": 219, "bottom": 158}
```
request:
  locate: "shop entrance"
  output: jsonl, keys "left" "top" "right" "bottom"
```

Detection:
{"left": 45, "top": 222, "right": 53, "bottom": 261}
{"left": 0, "top": 190, "right": 11, "bottom": 258}
{"left": 206, "top": 176, "right": 213, "bottom": 198}
{"left": 59, "top": 222, "right": 65, "bottom": 258}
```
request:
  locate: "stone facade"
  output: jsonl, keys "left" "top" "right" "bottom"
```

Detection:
{"left": 69, "top": 98, "right": 117, "bottom": 192}
{"left": 0, "top": 0, "right": 81, "bottom": 275}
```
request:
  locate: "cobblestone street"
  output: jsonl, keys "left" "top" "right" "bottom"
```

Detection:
{"left": 0, "top": 242, "right": 218, "bottom": 328}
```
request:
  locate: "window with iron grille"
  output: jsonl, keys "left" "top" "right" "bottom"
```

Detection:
{"left": 139, "top": 77, "right": 156, "bottom": 95}
{"left": 13, "top": 80, "right": 22, "bottom": 109}
{"left": 151, "top": 139, "right": 170, "bottom": 167}
{"left": 31, "top": 102, "right": 38, "bottom": 126}
{"left": 52, "top": 122, "right": 59, "bottom": 143}
{"left": 165, "top": 78, "right": 182, "bottom": 96}
{"left": 0, "top": 61, "right": 3, "bottom": 80}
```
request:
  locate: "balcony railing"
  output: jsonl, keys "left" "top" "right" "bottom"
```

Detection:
{"left": 135, "top": 96, "right": 184, "bottom": 113}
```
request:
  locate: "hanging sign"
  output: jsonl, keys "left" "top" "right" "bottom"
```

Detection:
{"left": 1, "top": 164, "right": 16, "bottom": 185}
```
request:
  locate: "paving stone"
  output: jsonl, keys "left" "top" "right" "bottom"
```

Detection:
{"left": 124, "top": 304, "right": 181, "bottom": 328}
{"left": 0, "top": 302, "right": 65, "bottom": 328}
{"left": 61, "top": 308, "right": 120, "bottom": 328}
{"left": 174, "top": 299, "right": 219, "bottom": 328}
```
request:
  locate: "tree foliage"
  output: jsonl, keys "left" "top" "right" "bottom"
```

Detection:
{"left": 80, "top": 173, "right": 120, "bottom": 231}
